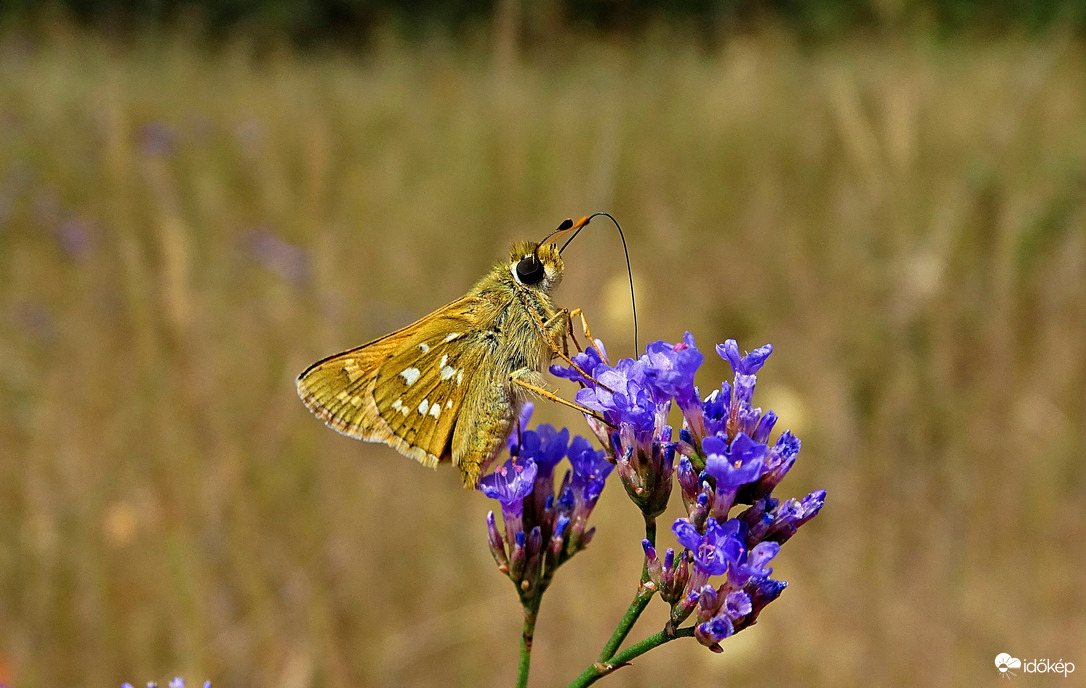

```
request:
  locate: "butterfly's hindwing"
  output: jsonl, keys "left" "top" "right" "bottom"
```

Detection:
{"left": 373, "top": 321, "right": 487, "bottom": 464}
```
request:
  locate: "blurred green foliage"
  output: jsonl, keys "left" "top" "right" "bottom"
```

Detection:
{"left": 2, "top": 0, "right": 1086, "bottom": 42}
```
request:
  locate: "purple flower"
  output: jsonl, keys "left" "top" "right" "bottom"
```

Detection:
{"left": 519, "top": 424, "right": 570, "bottom": 479}
{"left": 491, "top": 332, "right": 823, "bottom": 660}
{"left": 680, "top": 340, "right": 773, "bottom": 446}
{"left": 697, "top": 383, "right": 732, "bottom": 439}
{"left": 753, "top": 430, "right": 801, "bottom": 495}
{"left": 574, "top": 357, "right": 657, "bottom": 435}
{"left": 676, "top": 455, "right": 700, "bottom": 510}
{"left": 516, "top": 420, "right": 570, "bottom": 526}
{"left": 552, "top": 436, "right": 611, "bottom": 552}
{"left": 122, "top": 677, "right": 210, "bottom": 681}
{"left": 55, "top": 218, "right": 97, "bottom": 259}
{"left": 549, "top": 340, "right": 609, "bottom": 386}
{"left": 694, "top": 615, "right": 733, "bottom": 651}
{"left": 723, "top": 590, "right": 752, "bottom": 619}
{"left": 557, "top": 347, "right": 674, "bottom": 518}
{"left": 703, "top": 434, "right": 766, "bottom": 490}
{"left": 716, "top": 339, "right": 773, "bottom": 375}
{"left": 750, "top": 410, "right": 777, "bottom": 444}
{"left": 486, "top": 510, "right": 509, "bottom": 572}
{"left": 643, "top": 541, "right": 690, "bottom": 603}
{"left": 479, "top": 458, "right": 538, "bottom": 507}
{"left": 480, "top": 457, "right": 538, "bottom": 541}
{"left": 672, "top": 517, "right": 745, "bottom": 579}
{"left": 568, "top": 436, "right": 612, "bottom": 490}
{"left": 728, "top": 541, "right": 780, "bottom": 588}
{"left": 703, "top": 433, "right": 767, "bottom": 517}
{"left": 762, "top": 490, "right": 826, "bottom": 544}
{"left": 482, "top": 417, "right": 612, "bottom": 604}
{"left": 642, "top": 332, "right": 703, "bottom": 405}
{"left": 693, "top": 590, "right": 753, "bottom": 651}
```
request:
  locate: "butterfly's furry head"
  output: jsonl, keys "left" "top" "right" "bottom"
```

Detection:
{"left": 507, "top": 241, "right": 564, "bottom": 293}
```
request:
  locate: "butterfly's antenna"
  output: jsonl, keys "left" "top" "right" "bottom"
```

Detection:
{"left": 544, "top": 213, "right": 638, "bottom": 354}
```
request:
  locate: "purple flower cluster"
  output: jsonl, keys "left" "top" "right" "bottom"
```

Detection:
{"left": 552, "top": 335, "right": 703, "bottom": 519}
{"left": 554, "top": 334, "right": 824, "bottom": 651}
{"left": 480, "top": 403, "right": 613, "bottom": 602}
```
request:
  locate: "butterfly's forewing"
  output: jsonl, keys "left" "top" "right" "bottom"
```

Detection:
{"left": 296, "top": 295, "right": 487, "bottom": 468}
{"left": 372, "top": 318, "right": 488, "bottom": 464}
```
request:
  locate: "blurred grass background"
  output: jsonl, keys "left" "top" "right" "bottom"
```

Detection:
{"left": 1, "top": 4, "right": 1085, "bottom": 687}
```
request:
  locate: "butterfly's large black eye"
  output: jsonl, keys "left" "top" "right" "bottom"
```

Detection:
{"left": 516, "top": 255, "right": 546, "bottom": 285}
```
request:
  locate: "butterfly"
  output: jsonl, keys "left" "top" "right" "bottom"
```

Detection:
{"left": 296, "top": 217, "right": 599, "bottom": 487}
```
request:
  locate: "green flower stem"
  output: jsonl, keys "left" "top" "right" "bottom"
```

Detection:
{"left": 517, "top": 596, "right": 542, "bottom": 688}
{"left": 595, "top": 517, "right": 658, "bottom": 663}
{"left": 569, "top": 626, "right": 696, "bottom": 687}
{"left": 596, "top": 581, "right": 654, "bottom": 663}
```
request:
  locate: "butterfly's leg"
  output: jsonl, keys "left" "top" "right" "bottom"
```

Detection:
{"left": 563, "top": 308, "right": 585, "bottom": 354}
{"left": 534, "top": 307, "right": 585, "bottom": 374}
{"left": 532, "top": 307, "right": 614, "bottom": 391}
{"left": 565, "top": 308, "right": 609, "bottom": 364}
{"left": 509, "top": 368, "right": 609, "bottom": 424}
{"left": 541, "top": 308, "right": 571, "bottom": 357}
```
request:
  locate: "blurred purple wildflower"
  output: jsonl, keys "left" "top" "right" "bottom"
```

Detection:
{"left": 245, "top": 228, "right": 310, "bottom": 283}
{"left": 55, "top": 218, "right": 97, "bottom": 259}
{"left": 139, "top": 122, "right": 178, "bottom": 156}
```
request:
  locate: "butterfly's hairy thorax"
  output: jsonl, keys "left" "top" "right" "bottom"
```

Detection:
{"left": 471, "top": 241, "right": 564, "bottom": 378}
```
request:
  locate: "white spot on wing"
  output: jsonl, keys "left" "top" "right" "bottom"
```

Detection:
{"left": 391, "top": 399, "right": 403, "bottom": 411}
{"left": 444, "top": 332, "right": 461, "bottom": 342}
{"left": 440, "top": 366, "right": 456, "bottom": 380}
{"left": 456, "top": 370, "right": 463, "bottom": 385}
{"left": 439, "top": 354, "right": 448, "bottom": 368}
{"left": 400, "top": 368, "right": 421, "bottom": 386}
{"left": 418, "top": 399, "right": 429, "bottom": 415}
{"left": 445, "top": 400, "right": 453, "bottom": 409}
{"left": 419, "top": 343, "right": 430, "bottom": 353}
{"left": 429, "top": 403, "right": 441, "bottom": 418}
